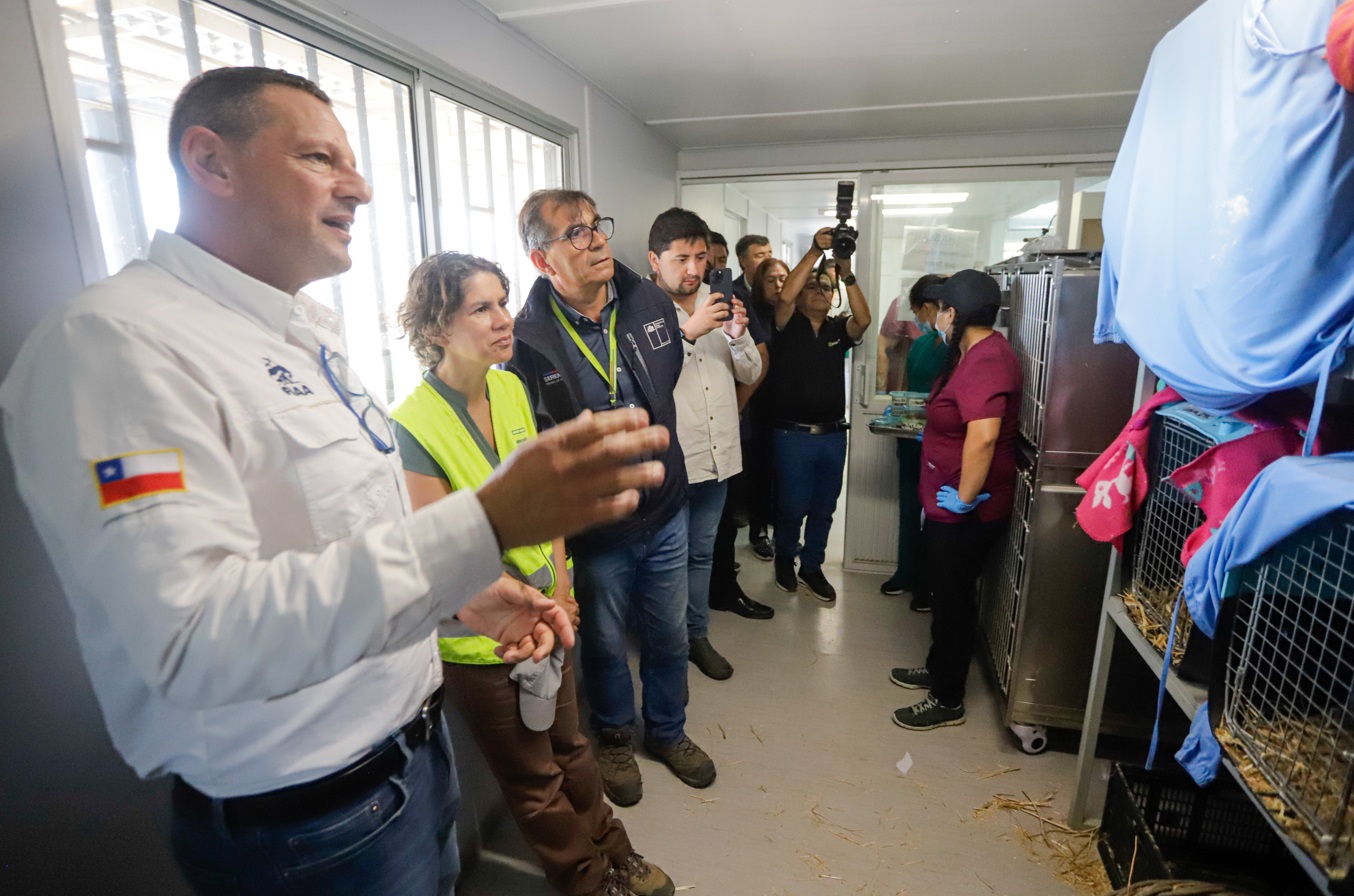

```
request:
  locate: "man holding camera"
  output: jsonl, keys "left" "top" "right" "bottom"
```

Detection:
{"left": 647, "top": 208, "right": 762, "bottom": 680}
{"left": 767, "top": 227, "right": 873, "bottom": 601}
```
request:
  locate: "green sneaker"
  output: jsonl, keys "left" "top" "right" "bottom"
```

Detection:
{"left": 892, "top": 694, "right": 965, "bottom": 731}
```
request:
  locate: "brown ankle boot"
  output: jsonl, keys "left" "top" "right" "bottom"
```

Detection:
{"left": 619, "top": 852, "right": 675, "bottom": 896}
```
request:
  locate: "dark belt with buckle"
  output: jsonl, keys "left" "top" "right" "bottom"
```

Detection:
{"left": 774, "top": 420, "right": 849, "bottom": 435}
{"left": 172, "top": 686, "right": 443, "bottom": 827}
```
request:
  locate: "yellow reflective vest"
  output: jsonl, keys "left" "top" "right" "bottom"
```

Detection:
{"left": 391, "top": 369, "right": 560, "bottom": 665}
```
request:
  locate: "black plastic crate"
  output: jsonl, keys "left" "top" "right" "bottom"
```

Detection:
{"left": 1099, "top": 764, "right": 1323, "bottom": 895}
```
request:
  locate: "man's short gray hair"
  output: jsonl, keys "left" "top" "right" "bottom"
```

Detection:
{"left": 518, "top": 188, "right": 599, "bottom": 253}
{"left": 169, "top": 67, "right": 330, "bottom": 190}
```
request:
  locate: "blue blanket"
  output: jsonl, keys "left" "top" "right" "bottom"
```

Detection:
{"left": 1097, "top": 0, "right": 1354, "bottom": 417}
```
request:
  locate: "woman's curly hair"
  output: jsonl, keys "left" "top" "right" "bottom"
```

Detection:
{"left": 398, "top": 252, "right": 511, "bottom": 368}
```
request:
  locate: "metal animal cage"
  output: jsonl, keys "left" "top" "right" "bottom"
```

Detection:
{"left": 1008, "top": 268, "right": 1056, "bottom": 447}
{"left": 1218, "top": 510, "right": 1354, "bottom": 881}
{"left": 1130, "top": 405, "right": 1251, "bottom": 662}
{"left": 982, "top": 465, "right": 1034, "bottom": 695}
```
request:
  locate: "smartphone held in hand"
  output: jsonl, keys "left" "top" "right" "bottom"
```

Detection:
{"left": 708, "top": 267, "right": 734, "bottom": 306}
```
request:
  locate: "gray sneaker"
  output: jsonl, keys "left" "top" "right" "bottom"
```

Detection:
{"left": 889, "top": 666, "right": 932, "bottom": 690}
{"left": 643, "top": 733, "right": 716, "bottom": 788}
{"left": 596, "top": 727, "right": 642, "bottom": 806}
{"left": 891, "top": 694, "right": 965, "bottom": 731}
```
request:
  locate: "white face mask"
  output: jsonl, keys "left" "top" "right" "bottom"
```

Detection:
{"left": 936, "top": 310, "right": 952, "bottom": 344}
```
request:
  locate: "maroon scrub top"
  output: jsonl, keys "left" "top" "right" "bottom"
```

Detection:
{"left": 920, "top": 332, "right": 1023, "bottom": 524}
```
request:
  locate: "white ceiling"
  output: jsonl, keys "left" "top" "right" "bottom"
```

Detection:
{"left": 474, "top": 0, "right": 1199, "bottom": 151}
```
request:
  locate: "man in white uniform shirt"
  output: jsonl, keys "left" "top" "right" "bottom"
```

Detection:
{"left": 0, "top": 67, "right": 667, "bottom": 896}
{"left": 647, "top": 208, "right": 762, "bottom": 681}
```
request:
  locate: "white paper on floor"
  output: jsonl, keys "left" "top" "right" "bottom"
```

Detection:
{"left": 895, "top": 752, "right": 913, "bottom": 775}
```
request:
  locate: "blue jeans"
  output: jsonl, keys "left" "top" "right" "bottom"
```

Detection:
{"left": 685, "top": 479, "right": 729, "bottom": 640}
{"left": 572, "top": 507, "right": 690, "bottom": 745}
{"left": 773, "top": 429, "right": 847, "bottom": 573}
{"left": 170, "top": 721, "right": 460, "bottom": 895}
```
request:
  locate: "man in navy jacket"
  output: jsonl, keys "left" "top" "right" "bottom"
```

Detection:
{"left": 509, "top": 189, "right": 716, "bottom": 807}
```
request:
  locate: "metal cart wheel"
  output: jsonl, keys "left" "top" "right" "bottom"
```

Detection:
{"left": 1010, "top": 723, "right": 1048, "bottom": 754}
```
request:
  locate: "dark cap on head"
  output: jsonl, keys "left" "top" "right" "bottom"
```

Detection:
{"left": 922, "top": 269, "right": 1001, "bottom": 317}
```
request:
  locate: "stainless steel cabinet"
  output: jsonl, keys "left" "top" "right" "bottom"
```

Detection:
{"left": 978, "top": 256, "right": 1143, "bottom": 735}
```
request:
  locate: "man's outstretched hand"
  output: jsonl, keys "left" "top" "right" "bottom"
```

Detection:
{"left": 458, "top": 576, "right": 576, "bottom": 663}
{"left": 476, "top": 408, "right": 669, "bottom": 549}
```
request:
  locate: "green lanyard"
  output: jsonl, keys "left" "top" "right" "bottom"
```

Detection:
{"left": 551, "top": 297, "right": 619, "bottom": 407}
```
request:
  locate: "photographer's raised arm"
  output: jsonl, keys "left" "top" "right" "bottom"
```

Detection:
{"left": 838, "top": 255, "right": 873, "bottom": 341}
{"left": 777, "top": 227, "right": 833, "bottom": 330}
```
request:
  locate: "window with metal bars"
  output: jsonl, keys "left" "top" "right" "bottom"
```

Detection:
{"left": 53, "top": 0, "right": 565, "bottom": 406}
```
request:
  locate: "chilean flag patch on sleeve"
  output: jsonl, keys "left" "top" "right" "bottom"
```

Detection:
{"left": 91, "top": 449, "right": 187, "bottom": 509}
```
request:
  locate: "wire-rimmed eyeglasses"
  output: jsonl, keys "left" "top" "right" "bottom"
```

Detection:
{"left": 320, "top": 345, "right": 396, "bottom": 454}
{"left": 541, "top": 216, "right": 615, "bottom": 251}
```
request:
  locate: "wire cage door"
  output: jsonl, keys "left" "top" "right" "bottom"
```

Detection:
{"left": 981, "top": 466, "right": 1034, "bottom": 696}
{"left": 1128, "top": 412, "right": 1215, "bottom": 662}
{"left": 1218, "top": 510, "right": 1354, "bottom": 881}
{"left": 1008, "top": 265, "right": 1057, "bottom": 448}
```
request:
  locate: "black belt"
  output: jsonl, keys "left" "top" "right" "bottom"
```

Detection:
{"left": 774, "top": 420, "right": 849, "bottom": 434}
{"left": 172, "top": 687, "right": 443, "bottom": 827}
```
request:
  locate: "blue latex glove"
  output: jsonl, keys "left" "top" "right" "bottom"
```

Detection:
{"left": 936, "top": 486, "right": 990, "bottom": 514}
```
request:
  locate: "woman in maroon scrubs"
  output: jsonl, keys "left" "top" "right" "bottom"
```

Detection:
{"left": 888, "top": 269, "right": 1022, "bottom": 731}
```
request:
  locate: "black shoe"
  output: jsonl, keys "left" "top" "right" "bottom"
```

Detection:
{"left": 774, "top": 560, "right": 798, "bottom": 593}
{"left": 710, "top": 584, "right": 775, "bottom": 619}
{"left": 797, "top": 567, "right": 837, "bottom": 602}
{"left": 892, "top": 695, "right": 965, "bottom": 731}
{"left": 888, "top": 665, "right": 932, "bottom": 690}
{"left": 880, "top": 576, "right": 909, "bottom": 596}
{"left": 909, "top": 593, "right": 932, "bottom": 612}
{"left": 750, "top": 536, "right": 775, "bottom": 561}
{"left": 688, "top": 636, "right": 733, "bottom": 680}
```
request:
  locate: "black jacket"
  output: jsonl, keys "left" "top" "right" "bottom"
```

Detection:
{"left": 507, "top": 262, "right": 688, "bottom": 555}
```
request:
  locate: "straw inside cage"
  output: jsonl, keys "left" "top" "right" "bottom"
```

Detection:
{"left": 1125, "top": 415, "right": 1211, "bottom": 664}
{"left": 1219, "top": 511, "right": 1354, "bottom": 878}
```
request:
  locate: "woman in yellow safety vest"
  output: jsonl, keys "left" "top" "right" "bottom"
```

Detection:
{"left": 392, "top": 252, "right": 673, "bottom": 896}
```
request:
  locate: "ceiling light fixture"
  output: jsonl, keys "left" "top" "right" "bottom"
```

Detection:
{"left": 870, "top": 192, "right": 969, "bottom": 205}
{"left": 882, "top": 207, "right": 954, "bottom": 217}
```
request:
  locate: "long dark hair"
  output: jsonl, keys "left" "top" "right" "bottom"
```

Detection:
{"left": 933, "top": 298, "right": 1000, "bottom": 394}
{"left": 750, "top": 257, "right": 789, "bottom": 302}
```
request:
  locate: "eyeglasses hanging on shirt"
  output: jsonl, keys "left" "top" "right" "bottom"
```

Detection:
{"left": 320, "top": 345, "right": 397, "bottom": 454}
{"left": 550, "top": 298, "right": 619, "bottom": 408}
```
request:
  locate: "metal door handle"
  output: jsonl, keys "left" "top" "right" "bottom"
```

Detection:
{"left": 856, "top": 363, "right": 869, "bottom": 408}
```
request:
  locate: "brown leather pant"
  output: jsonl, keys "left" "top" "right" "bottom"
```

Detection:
{"left": 445, "top": 652, "right": 632, "bottom": 894}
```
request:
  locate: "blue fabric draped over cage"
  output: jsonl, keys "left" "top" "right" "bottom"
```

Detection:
{"left": 1096, "top": 0, "right": 1354, "bottom": 424}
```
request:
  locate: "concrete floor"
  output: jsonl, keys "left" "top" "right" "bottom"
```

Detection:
{"left": 458, "top": 522, "right": 1101, "bottom": 896}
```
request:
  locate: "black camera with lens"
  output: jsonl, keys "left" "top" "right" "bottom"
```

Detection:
{"left": 829, "top": 180, "right": 858, "bottom": 259}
